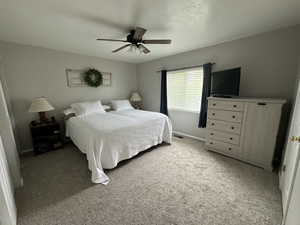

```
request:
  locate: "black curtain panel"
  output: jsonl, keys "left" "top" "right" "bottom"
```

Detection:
{"left": 160, "top": 70, "right": 168, "bottom": 116}
{"left": 198, "top": 63, "right": 213, "bottom": 128}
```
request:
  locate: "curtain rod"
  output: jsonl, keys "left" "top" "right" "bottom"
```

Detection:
{"left": 156, "top": 62, "right": 215, "bottom": 73}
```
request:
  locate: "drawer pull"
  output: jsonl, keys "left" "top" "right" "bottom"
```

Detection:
{"left": 211, "top": 123, "right": 215, "bottom": 126}
{"left": 231, "top": 126, "right": 235, "bottom": 130}
{"left": 212, "top": 113, "right": 215, "bottom": 116}
{"left": 228, "top": 147, "right": 232, "bottom": 151}
{"left": 210, "top": 133, "right": 214, "bottom": 135}
{"left": 210, "top": 142, "right": 213, "bottom": 145}
{"left": 212, "top": 103, "right": 216, "bottom": 106}
{"left": 229, "top": 137, "right": 233, "bottom": 140}
{"left": 257, "top": 102, "right": 267, "bottom": 106}
{"left": 232, "top": 115, "right": 236, "bottom": 119}
{"left": 233, "top": 105, "right": 237, "bottom": 108}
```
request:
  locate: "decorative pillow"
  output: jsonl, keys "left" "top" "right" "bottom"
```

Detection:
{"left": 63, "top": 108, "right": 76, "bottom": 121}
{"left": 111, "top": 100, "right": 134, "bottom": 111}
{"left": 71, "top": 101, "right": 106, "bottom": 116}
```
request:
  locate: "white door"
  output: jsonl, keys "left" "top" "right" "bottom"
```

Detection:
{"left": 280, "top": 81, "right": 300, "bottom": 217}
{"left": 0, "top": 136, "right": 17, "bottom": 225}
{"left": 284, "top": 161, "right": 300, "bottom": 225}
{"left": 242, "top": 102, "right": 282, "bottom": 170}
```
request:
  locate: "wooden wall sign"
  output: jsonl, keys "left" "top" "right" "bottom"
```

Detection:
{"left": 66, "top": 68, "right": 112, "bottom": 87}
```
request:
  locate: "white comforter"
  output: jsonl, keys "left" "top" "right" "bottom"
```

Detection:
{"left": 66, "top": 109, "right": 172, "bottom": 184}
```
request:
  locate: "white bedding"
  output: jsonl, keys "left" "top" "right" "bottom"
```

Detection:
{"left": 66, "top": 109, "right": 172, "bottom": 184}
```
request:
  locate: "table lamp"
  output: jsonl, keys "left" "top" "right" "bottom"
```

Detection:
{"left": 130, "top": 92, "right": 142, "bottom": 102}
{"left": 29, "top": 97, "right": 54, "bottom": 122}
{"left": 130, "top": 92, "right": 142, "bottom": 109}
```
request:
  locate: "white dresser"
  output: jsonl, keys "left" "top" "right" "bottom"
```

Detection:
{"left": 205, "top": 97, "right": 286, "bottom": 170}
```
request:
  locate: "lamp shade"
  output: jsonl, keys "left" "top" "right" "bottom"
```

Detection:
{"left": 130, "top": 92, "right": 142, "bottom": 102}
{"left": 28, "top": 97, "right": 54, "bottom": 113}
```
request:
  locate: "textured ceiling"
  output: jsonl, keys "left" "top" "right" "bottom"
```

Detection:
{"left": 0, "top": 0, "right": 299, "bottom": 63}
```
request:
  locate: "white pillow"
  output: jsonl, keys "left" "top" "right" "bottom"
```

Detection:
{"left": 102, "top": 104, "right": 111, "bottom": 111}
{"left": 63, "top": 108, "right": 76, "bottom": 116}
{"left": 111, "top": 100, "right": 134, "bottom": 111}
{"left": 71, "top": 101, "right": 105, "bottom": 116}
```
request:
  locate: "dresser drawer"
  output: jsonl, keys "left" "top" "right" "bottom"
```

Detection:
{"left": 208, "top": 100, "right": 244, "bottom": 111}
{"left": 205, "top": 139, "right": 240, "bottom": 155}
{"left": 207, "top": 109, "right": 243, "bottom": 123}
{"left": 207, "top": 130, "right": 240, "bottom": 145}
{"left": 207, "top": 119, "right": 241, "bottom": 134}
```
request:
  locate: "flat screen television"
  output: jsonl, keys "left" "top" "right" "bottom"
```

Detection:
{"left": 211, "top": 67, "right": 241, "bottom": 97}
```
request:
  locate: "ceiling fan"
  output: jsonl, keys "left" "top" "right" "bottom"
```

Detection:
{"left": 97, "top": 27, "right": 171, "bottom": 54}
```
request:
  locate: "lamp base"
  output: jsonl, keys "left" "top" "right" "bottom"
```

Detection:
{"left": 131, "top": 101, "right": 143, "bottom": 110}
{"left": 38, "top": 112, "right": 49, "bottom": 123}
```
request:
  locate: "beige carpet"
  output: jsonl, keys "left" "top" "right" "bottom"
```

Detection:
{"left": 16, "top": 137, "right": 282, "bottom": 225}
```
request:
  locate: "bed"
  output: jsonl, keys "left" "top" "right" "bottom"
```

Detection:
{"left": 66, "top": 108, "right": 172, "bottom": 184}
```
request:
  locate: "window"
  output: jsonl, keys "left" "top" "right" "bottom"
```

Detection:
{"left": 167, "top": 67, "right": 203, "bottom": 112}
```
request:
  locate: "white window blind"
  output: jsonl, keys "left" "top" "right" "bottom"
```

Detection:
{"left": 167, "top": 67, "right": 203, "bottom": 112}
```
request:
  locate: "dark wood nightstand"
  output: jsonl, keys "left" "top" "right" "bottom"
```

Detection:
{"left": 131, "top": 101, "right": 143, "bottom": 110}
{"left": 30, "top": 119, "right": 63, "bottom": 155}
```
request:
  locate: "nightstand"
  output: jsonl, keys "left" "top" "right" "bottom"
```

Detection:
{"left": 30, "top": 119, "right": 63, "bottom": 155}
{"left": 131, "top": 101, "right": 143, "bottom": 110}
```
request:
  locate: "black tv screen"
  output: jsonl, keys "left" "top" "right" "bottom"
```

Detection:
{"left": 211, "top": 67, "right": 241, "bottom": 97}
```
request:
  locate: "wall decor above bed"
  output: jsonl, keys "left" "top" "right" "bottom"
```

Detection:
{"left": 66, "top": 68, "right": 112, "bottom": 88}
{"left": 84, "top": 68, "right": 103, "bottom": 87}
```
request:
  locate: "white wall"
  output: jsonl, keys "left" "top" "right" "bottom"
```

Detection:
{"left": 137, "top": 25, "right": 300, "bottom": 139}
{"left": 0, "top": 42, "right": 137, "bottom": 151}
{"left": 0, "top": 25, "right": 299, "bottom": 149}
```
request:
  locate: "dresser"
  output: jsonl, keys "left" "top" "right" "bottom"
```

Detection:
{"left": 205, "top": 97, "right": 286, "bottom": 170}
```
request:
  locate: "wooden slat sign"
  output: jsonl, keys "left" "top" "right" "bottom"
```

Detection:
{"left": 66, "top": 68, "right": 112, "bottom": 87}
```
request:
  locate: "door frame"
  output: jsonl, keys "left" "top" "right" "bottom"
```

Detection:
{"left": 0, "top": 54, "right": 18, "bottom": 225}
{"left": 0, "top": 58, "right": 22, "bottom": 188}
{"left": 0, "top": 136, "right": 17, "bottom": 225}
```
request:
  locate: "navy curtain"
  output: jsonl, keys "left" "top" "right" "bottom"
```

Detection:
{"left": 198, "top": 63, "right": 213, "bottom": 128}
{"left": 160, "top": 70, "right": 168, "bottom": 116}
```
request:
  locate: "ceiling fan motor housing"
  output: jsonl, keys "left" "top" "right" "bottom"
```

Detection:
{"left": 127, "top": 30, "right": 139, "bottom": 45}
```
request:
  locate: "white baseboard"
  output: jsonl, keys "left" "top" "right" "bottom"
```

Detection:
{"left": 173, "top": 131, "right": 205, "bottom": 142}
{"left": 20, "top": 177, "right": 24, "bottom": 187}
{"left": 21, "top": 148, "right": 33, "bottom": 154}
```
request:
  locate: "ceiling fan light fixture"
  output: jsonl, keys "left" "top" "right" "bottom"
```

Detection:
{"left": 128, "top": 44, "right": 133, "bottom": 52}
{"left": 138, "top": 44, "right": 145, "bottom": 53}
{"left": 128, "top": 44, "right": 138, "bottom": 53}
{"left": 138, "top": 45, "right": 144, "bottom": 54}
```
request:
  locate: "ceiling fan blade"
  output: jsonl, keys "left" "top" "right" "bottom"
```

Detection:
{"left": 97, "top": 38, "right": 128, "bottom": 42}
{"left": 112, "top": 44, "right": 132, "bottom": 53}
{"left": 139, "top": 44, "right": 151, "bottom": 54}
{"left": 142, "top": 39, "right": 172, "bottom": 44}
{"left": 133, "top": 27, "right": 147, "bottom": 40}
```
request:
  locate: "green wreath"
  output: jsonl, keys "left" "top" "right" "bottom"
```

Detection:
{"left": 84, "top": 68, "right": 103, "bottom": 87}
